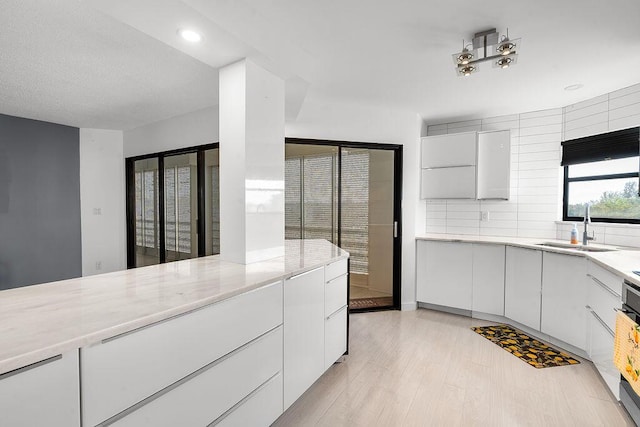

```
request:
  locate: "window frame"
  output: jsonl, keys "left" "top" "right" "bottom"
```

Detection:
{"left": 125, "top": 143, "right": 219, "bottom": 268}
{"left": 562, "top": 163, "right": 640, "bottom": 224}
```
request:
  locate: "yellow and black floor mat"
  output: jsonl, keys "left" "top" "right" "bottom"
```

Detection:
{"left": 471, "top": 324, "right": 580, "bottom": 369}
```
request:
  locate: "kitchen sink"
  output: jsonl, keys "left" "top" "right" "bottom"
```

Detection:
{"left": 534, "top": 242, "right": 617, "bottom": 252}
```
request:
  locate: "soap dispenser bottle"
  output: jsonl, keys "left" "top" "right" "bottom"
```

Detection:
{"left": 570, "top": 223, "right": 578, "bottom": 244}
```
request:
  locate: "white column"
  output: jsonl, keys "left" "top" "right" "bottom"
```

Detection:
{"left": 219, "top": 59, "right": 285, "bottom": 264}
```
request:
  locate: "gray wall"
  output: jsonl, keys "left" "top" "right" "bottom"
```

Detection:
{"left": 0, "top": 114, "right": 81, "bottom": 290}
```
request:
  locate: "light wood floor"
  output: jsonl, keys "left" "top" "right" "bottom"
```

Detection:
{"left": 274, "top": 309, "right": 634, "bottom": 427}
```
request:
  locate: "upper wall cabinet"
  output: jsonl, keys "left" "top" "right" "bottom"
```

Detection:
{"left": 476, "top": 130, "right": 511, "bottom": 199}
{"left": 420, "top": 130, "right": 510, "bottom": 200}
{"left": 421, "top": 131, "right": 477, "bottom": 168}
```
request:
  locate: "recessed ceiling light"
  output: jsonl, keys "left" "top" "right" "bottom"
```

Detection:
{"left": 564, "top": 84, "right": 584, "bottom": 91}
{"left": 178, "top": 28, "right": 202, "bottom": 43}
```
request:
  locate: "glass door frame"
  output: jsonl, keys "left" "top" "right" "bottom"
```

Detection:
{"left": 286, "top": 138, "right": 403, "bottom": 311}
{"left": 125, "top": 143, "right": 218, "bottom": 268}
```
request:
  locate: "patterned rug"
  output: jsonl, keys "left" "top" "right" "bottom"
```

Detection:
{"left": 350, "top": 297, "right": 393, "bottom": 310}
{"left": 471, "top": 324, "right": 580, "bottom": 369}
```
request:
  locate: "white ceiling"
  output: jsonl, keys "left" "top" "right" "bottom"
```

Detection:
{"left": 2, "top": 0, "right": 640, "bottom": 130}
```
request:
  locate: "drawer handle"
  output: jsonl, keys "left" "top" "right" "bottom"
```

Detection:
{"left": 587, "top": 274, "right": 621, "bottom": 299}
{"left": 326, "top": 305, "right": 348, "bottom": 320}
{"left": 0, "top": 354, "right": 62, "bottom": 381}
{"left": 326, "top": 273, "right": 347, "bottom": 284}
{"left": 589, "top": 309, "right": 614, "bottom": 337}
{"left": 287, "top": 267, "right": 322, "bottom": 281}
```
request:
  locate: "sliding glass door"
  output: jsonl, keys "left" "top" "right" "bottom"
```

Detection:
{"left": 126, "top": 144, "right": 219, "bottom": 268}
{"left": 285, "top": 140, "right": 402, "bottom": 311}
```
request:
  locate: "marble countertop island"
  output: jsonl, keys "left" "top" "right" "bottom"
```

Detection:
{"left": 0, "top": 239, "right": 348, "bottom": 375}
{"left": 417, "top": 233, "right": 640, "bottom": 288}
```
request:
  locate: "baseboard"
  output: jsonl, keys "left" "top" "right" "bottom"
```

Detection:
{"left": 416, "top": 305, "right": 590, "bottom": 360}
{"left": 417, "top": 302, "right": 471, "bottom": 318}
{"left": 401, "top": 302, "right": 417, "bottom": 311}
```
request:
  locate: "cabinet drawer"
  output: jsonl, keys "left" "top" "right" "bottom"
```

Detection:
{"left": 0, "top": 351, "right": 80, "bottom": 427}
{"left": 111, "top": 327, "right": 283, "bottom": 427}
{"left": 325, "top": 258, "right": 348, "bottom": 282}
{"left": 587, "top": 273, "right": 622, "bottom": 333}
{"left": 215, "top": 372, "right": 283, "bottom": 427}
{"left": 81, "top": 281, "right": 283, "bottom": 426}
{"left": 325, "top": 274, "right": 348, "bottom": 316}
{"left": 324, "top": 305, "right": 348, "bottom": 371}
{"left": 588, "top": 311, "right": 619, "bottom": 399}
{"left": 588, "top": 261, "right": 623, "bottom": 297}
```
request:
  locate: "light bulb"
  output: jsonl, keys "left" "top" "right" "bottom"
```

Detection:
{"left": 178, "top": 29, "right": 202, "bottom": 43}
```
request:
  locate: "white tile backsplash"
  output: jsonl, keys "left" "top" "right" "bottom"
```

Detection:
{"left": 425, "top": 83, "right": 640, "bottom": 241}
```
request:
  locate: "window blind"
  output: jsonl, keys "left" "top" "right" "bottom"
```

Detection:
{"left": 561, "top": 127, "right": 640, "bottom": 166}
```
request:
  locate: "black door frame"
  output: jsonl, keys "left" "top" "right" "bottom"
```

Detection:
{"left": 286, "top": 138, "right": 403, "bottom": 311}
{"left": 125, "top": 143, "right": 219, "bottom": 268}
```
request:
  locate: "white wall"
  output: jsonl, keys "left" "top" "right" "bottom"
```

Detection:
{"left": 287, "top": 92, "right": 424, "bottom": 311}
{"left": 124, "top": 106, "right": 219, "bottom": 157}
{"left": 80, "top": 128, "right": 126, "bottom": 276}
{"left": 424, "top": 82, "right": 640, "bottom": 245}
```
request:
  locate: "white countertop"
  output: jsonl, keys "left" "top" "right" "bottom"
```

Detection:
{"left": 0, "top": 239, "right": 348, "bottom": 375}
{"left": 417, "top": 233, "right": 640, "bottom": 288}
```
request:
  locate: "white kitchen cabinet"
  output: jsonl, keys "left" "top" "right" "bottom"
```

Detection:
{"left": 416, "top": 240, "right": 473, "bottom": 310}
{"left": 586, "top": 259, "right": 622, "bottom": 399}
{"left": 216, "top": 372, "right": 284, "bottom": 427}
{"left": 477, "top": 130, "right": 510, "bottom": 199}
{"left": 0, "top": 351, "right": 80, "bottom": 427}
{"left": 81, "top": 281, "right": 283, "bottom": 426}
{"left": 541, "top": 252, "right": 587, "bottom": 350}
{"left": 420, "top": 130, "right": 511, "bottom": 200}
{"left": 420, "top": 166, "right": 476, "bottom": 199}
{"left": 325, "top": 306, "right": 348, "bottom": 371}
{"left": 472, "top": 244, "right": 506, "bottom": 316}
{"left": 284, "top": 267, "right": 325, "bottom": 410}
{"left": 505, "top": 246, "right": 542, "bottom": 331}
{"left": 324, "top": 259, "right": 348, "bottom": 372}
{"left": 111, "top": 327, "right": 283, "bottom": 426}
{"left": 588, "top": 310, "right": 620, "bottom": 400}
{"left": 421, "top": 132, "right": 477, "bottom": 168}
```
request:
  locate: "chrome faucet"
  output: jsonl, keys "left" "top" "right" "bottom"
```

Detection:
{"left": 583, "top": 204, "right": 595, "bottom": 245}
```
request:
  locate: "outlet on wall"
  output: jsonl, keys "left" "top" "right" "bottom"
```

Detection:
{"left": 95, "top": 261, "right": 102, "bottom": 271}
{"left": 480, "top": 211, "right": 490, "bottom": 222}
{"left": 93, "top": 207, "right": 102, "bottom": 215}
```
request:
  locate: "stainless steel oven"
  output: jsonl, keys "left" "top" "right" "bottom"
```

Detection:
{"left": 621, "top": 280, "right": 640, "bottom": 425}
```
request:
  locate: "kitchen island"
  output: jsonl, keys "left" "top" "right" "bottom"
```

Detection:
{"left": 0, "top": 239, "right": 349, "bottom": 427}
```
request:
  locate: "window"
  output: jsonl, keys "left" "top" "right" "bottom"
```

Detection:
{"left": 126, "top": 144, "right": 219, "bottom": 268}
{"left": 562, "top": 127, "right": 640, "bottom": 223}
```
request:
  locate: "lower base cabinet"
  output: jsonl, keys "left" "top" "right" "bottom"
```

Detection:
{"left": 325, "top": 305, "right": 348, "bottom": 370}
{"left": 505, "top": 246, "right": 542, "bottom": 331}
{"left": 541, "top": 252, "right": 587, "bottom": 350}
{"left": 416, "top": 240, "right": 473, "bottom": 310}
{"left": 110, "top": 327, "right": 283, "bottom": 427}
{"left": 471, "top": 244, "right": 505, "bottom": 316}
{"left": 0, "top": 351, "right": 80, "bottom": 427}
{"left": 284, "top": 267, "right": 326, "bottom": 410}
{"left": 216, "top": 373, "right": 284, "bottom": 427}
{"left": 588, "top": 311, "right": 620, "bottom": 400}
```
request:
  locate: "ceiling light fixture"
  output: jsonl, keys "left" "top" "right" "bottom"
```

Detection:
{"left": 452, "top": 28, "right": 520, "bottom": 77}
{"left": 564, "top": 83, "right": 584, "bottom": 91}
{"left": 178, "top": 28, "right": 202, "bottom": 43}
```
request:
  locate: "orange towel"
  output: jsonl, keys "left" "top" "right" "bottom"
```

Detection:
{"left": 614, "top": 310, "right": 640, "bottom": 396}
